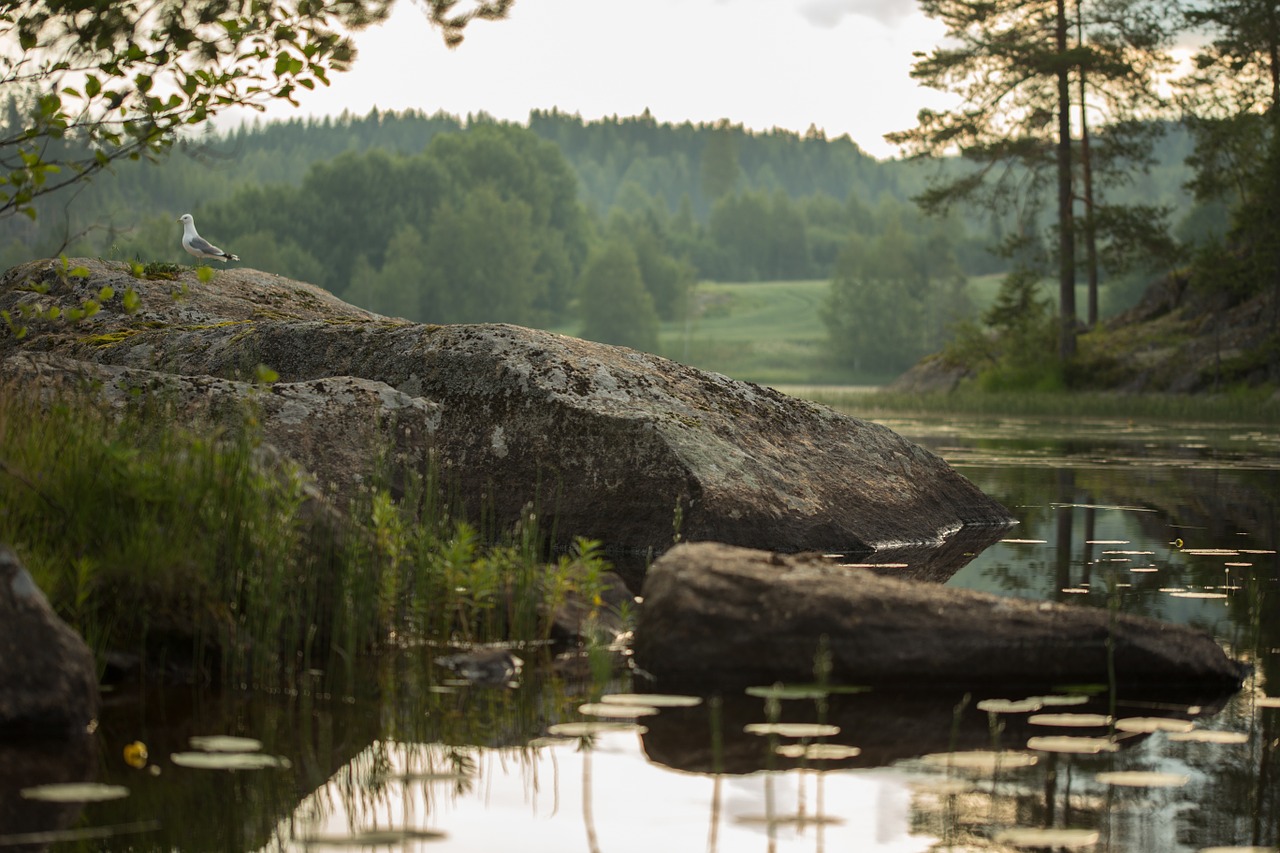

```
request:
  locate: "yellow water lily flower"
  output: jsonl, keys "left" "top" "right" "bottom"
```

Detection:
{"left": 123, "top": 741, "right": 148, "bottom": 769}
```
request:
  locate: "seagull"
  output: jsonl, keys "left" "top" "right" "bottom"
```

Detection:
{"left": 177, "top": 213, "right": 239, "bottom": 263}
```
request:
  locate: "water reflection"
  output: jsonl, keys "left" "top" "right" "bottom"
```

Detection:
{"left": 270, "top": 734, "right": 926, "bottom": 852}
{"left": 19, "top": 413, "right": 1280, "bottom": 851}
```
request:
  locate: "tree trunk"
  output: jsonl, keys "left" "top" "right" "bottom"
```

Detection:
{"left": 1056, "top": 0, "right": 1078, "bottom": 359}
{"left": 1078, "top": 4, "right": 1099, "bottom": 328}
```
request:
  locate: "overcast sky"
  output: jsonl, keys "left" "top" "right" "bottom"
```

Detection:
{"left": 219, "top": 0, "right": 956, "bottom": 160}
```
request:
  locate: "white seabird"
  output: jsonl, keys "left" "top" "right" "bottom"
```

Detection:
{"left": 177, "top": 213, "right": 239, "bottom": 262}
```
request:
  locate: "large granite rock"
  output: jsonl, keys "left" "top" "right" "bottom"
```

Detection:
{"left": 631, "top": 542, "right": 1247, "bottom": 692}
{"left": 0, "top": 545, "right": 99, "bottom": 735}
{"left": 0, "top": 258, "right": 1014, "bottom": 561}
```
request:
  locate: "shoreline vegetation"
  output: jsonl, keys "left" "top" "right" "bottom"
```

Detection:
{"left": 0, "top": 383, "right": 619, "bottom": 693}
{"left": 783, "top": 386, "right": 1280, "bottom": 424}
{"left": 4, "top": 370, "right": 1271, "bottom": 694}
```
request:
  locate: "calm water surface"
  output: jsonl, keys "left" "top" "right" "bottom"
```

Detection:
{"left": 17, "top": 413, "right": 1280, "bottom": 852}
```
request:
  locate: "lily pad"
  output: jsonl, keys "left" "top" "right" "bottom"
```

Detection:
{"left": 299, "top": 828, "right": 446, "bottom": 846}
{"left": 20, "top": 783, "right": 129, "bottom": 803}
{"left": 188, "top": 735, "right": 263, "bottom": 753}
{"left": 577, "top": 702, "right": 659, "bottom": 718}
{"left": 1027, "top": 735, "right": 1119, "bottom": 755}
{"left": 775, "top": 743, "right": 861, "bottom": 760}
{"left": 170, "top": 751, "right": 290, "bottom": 770}
{"left": 994, "top": 827, "right": 1099, "bottom": 848}
{"left": 601, "top": 693, "right": 702, "bottom": 708}
{"left": 1114, "top": 717, "right": 1195, "bottom": 734}
{"left": 546, "top": 722, "right": 646, "bottom": 737}
{"left": 919, "top": 750, "right": 1038, "bottom": 771}
{"left": 1168, "top": 729, "right": 1249, "bottom": 744}
{"left": 1028, "top": 713, "right": 1113, "bottom": 728}
{"left": 1095, "top": 770, "right": 1189, "bottom": 788}
{"left": 977, "top": 698, "right": 1044, "bottom": 714}
{"left": 743, "top": 723, "right": 840, "bottom": 738}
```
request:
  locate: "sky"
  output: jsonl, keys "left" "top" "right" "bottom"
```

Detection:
{"left": 218, "top": 0, "right": 957, "bottom": 160}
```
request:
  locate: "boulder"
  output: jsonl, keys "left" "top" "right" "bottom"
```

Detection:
{"left": 631, "top": 542, "right": 1247, "bottom": 692}
{"left": 0, "top": 545, "right": 99, "bottom": 735}
{"left": 0, "top": 259, "right": 1015, "bottom": 562}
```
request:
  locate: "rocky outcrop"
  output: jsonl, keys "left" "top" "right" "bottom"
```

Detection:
{"left": 631, "top": 542, "right": 1247, "bottom": 692}
{"left": 0, "top": 258, "right": 1014, "bottom": 562}
{"left": 893, "top": 270, "right": 1280, "bottom": 394}
{"left": 0, "top": 545, "right": 99, "bottom": 735}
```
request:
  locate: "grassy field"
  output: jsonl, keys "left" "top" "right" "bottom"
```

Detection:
{"left": 648, "top": 275, "right": 1015, "bottom": 386}
{"left": 652, "top": 279, "right": 858, "bottom": 385}
{"left": 563, "top": 274, "right": 1149, "bottom": 387}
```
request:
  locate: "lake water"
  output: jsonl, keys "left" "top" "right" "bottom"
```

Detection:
{"left": 10, "top": 412, "right": 1280, "bottom": 852}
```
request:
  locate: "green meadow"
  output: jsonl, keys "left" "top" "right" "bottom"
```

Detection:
{"left": 636, "top": 274, "right": 1010, "bottom": 386}
{"left": 591, "top": 273, "right": 1141, "bottom": 387}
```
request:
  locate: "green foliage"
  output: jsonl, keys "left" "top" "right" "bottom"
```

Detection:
{"left": 0, "top": 0, "right": 513, "bottom": 222}
{"left": 423, "top": 186, "right": 538, "bottom": 324}
{"left": 0, "top": 384, "right": 620, "bottom": 690}
{"left": 822, "top": 210, "right": 974, "bottom": 375}
{"left": 939, "top": 267, "right": 1064, "bottom": 391}
{"left": 579, "top": 238, "right": 660, "bottom": 351}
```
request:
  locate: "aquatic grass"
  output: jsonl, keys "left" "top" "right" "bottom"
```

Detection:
{"left": 0, "top": 382, "right": 621, "bottom": 692}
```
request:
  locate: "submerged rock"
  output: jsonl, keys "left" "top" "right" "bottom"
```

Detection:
{"left": 0, "top": 545, "right": 99, "bottom": 735}
{"left": 0, "top": 258, "right": 1014, "bottom": 560}
{"left": 631, "top": 542, "right": 1247, "bottom": 692}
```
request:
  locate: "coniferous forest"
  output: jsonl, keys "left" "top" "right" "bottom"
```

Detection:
{"left": 0, "top": 106, "right": 1208, "bottom": 379}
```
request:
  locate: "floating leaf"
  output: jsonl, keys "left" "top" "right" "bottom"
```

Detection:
{"left": 21, "top": 783, "right": 129, "bottom": 803}
{"left": 919, "top": 750, "right": 1038, "bottom": 770}
{"left": 994, "top": 827, "right": 1099, "bottom": 848}
{"left": 299, "top": 829, "right": 446, "bottom": 847}
{"left": 170, "top": 751, "right": 288, "bottom": 770}
{"left": 775, "top": 743, "right": 861, "bottom": 760}
{"left": 546, "top": 722, "right": 645, "bottom": 737}
{"left": 1027, "top": 736, "right": 1118, "bottom": 755}
{"left": 1168, "top": 730, "right": 1248, "bottom": 744}
{"left": 743, "top": 723, "right": 840, "bottom": 738}
{"left": 1114, "top": 717, "right": 1195, "bottom": 734}
{"left": 601, "top": 693, "right": 702, "bottom": 708}
{"left": 188, "top": 735, "right": 262, "bottom": 753}
{"left": 978, "top": 698, "right": 1044, "bottom": 714}
{"left": 1028, "top": 713, "right": 1112, "bottom": 728}
{"left": 746, "top": 684, "right": 829, "bottom": 700}
{"left": 577, "top": 702, "right": 659, "bottom": 718}
{"left": 1095, "top": 770, "right": 1189, "bottom": 788}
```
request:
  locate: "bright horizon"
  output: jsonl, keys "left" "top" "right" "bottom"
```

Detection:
{"left": 213, "top": 0, "right": 957, "bottom": 160}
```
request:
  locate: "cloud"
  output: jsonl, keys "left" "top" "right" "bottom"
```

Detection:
{"left": 797, "top": 0, "right": 917, "bottom": 28}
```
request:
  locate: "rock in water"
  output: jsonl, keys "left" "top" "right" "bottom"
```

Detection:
{"left": 632, "top": 542, "right": 1247, "bottom": 692}
{"left": 0, "top": 545, "right": 99, "bottom": 734}
{"left": 0, "top": 258, "right": 1015, "bottom": 562}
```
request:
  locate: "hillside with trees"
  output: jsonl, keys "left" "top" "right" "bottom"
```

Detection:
{"left": 0, "top": 103, "right": 1206, "bottom": 382}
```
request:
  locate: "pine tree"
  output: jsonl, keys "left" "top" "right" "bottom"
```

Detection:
{"left": 888, "top": 0, "right": 1175, "bottom": 360}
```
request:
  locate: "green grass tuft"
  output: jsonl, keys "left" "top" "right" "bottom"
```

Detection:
{"left": 0, "top": 384, "right": 620, "bottom": 692}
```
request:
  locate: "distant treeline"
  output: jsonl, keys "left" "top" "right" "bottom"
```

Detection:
{"left": 0, "top": 107, "right": 1203, "bottom": 372}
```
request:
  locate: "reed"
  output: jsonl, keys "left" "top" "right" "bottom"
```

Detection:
{"left": 0, "top": 382, "right": 617, "bottom": 692}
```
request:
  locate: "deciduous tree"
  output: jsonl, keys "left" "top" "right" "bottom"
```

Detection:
{"left": 0, "top": 0, "right": 511, "bottom": 221}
